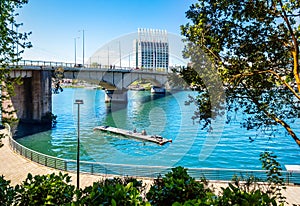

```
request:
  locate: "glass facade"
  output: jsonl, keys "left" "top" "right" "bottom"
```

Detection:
{"left": 134, "top": 28, "right": 169, "bottom": 71}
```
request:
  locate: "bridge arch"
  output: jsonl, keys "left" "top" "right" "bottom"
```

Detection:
{"left": 120, "top": 72, "right": 168, "bottom": 89}
{"left": 65, "top": 69, "right": 168, "bottom": 90}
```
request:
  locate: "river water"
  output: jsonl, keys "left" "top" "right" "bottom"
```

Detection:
{"left": 16, "top": 88, "right": 300, "bottom": 170}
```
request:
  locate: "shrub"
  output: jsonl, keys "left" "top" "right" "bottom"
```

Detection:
{"left": 214, "top": 151, "right": 286, "bottom": 206}
{"left": 217, "top": 182, "right": 277, "bottom": 205}
{"left": 146, "top": 166, "right": 213, "bottom": 206}
{"left": 260, "top": 151, "right": 286, "bottom": 204}
{"left": 77, "top": 177, "right": 147, "bottom": 206}
{"left": 0, "top": 175, "right": 16, "bottom": 206}
{"left": 15, "top": 172, "right": 75, "bottom": 205}
{"left": 0, "top": 152, "right": 287, "bottom": 205}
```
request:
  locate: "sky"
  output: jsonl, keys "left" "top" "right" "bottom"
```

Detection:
{"left": 16, "top": 0, "right": 197, "bottom": 63}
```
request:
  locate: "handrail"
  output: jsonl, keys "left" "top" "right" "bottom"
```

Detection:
{"left": 9, "top": 60, "right": 169, "bottom": 73}
{"left": 8, "top": 135, "right": 300, "bottom": 184}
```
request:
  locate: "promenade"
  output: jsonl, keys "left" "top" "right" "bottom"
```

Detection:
{"left": 0, "top": 129, "right": 300, "bottom": 205}
{"left": 0, "top": 134, "right": 102, "bottom": 188}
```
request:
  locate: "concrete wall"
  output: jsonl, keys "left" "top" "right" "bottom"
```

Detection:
{"left": 2, "top": 70, "right": 52, "bottom": 124}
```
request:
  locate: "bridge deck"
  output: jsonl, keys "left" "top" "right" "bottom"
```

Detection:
{"left": 94, "top": 126, "right": 172, "bottom": 145}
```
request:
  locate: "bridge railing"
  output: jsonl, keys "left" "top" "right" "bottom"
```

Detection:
{"left": 8, "top": 136, "right": 300, "bottom": 184}
{"left": 13, "top": 60, "right": 169, "bottom": 72}
{"left": 16, "top": 60, "right": 74, "bottom": 68}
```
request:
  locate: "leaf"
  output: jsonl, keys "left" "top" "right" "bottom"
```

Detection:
{"left": 111, "top": 198, "right": 117, "bottom": 206}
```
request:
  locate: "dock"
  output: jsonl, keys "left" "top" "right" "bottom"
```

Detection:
{"left": 93, "top": 126, "right": 172, "bottom": 145}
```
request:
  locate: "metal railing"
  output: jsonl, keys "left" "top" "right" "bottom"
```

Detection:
{"left": 9, "top": 136, "right": 300, "bottom": 184}
{"left": 11, "top": 60, "right": 168, "bottom": 72}
{"left": 19, "top": 60, "right": 74, "bottom": 68}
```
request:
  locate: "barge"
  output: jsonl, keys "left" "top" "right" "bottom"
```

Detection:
{"left": 94, "top": 126, "right": 172, "bottom": 145}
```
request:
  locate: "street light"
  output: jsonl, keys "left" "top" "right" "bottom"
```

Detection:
{"left": 107, "top": 46, "right": 110, "bottom": 67}
{"left": 74, "top": 37, "right": 79, "bottom": 66}
{"left": 79, "top": 29, "right": 85, "bottom": 66}
{"left": 119, "top": 41, "right": 121, "bottom": 68}
{"left": 74, "top": 99, "right": 83, "bottom": 189}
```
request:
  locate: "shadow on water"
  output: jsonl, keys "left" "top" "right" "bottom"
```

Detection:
{"left": 105, "top": 102, "right": 127, "bottom": 114}
{"left": 12, "top": 122, "right": 52, "bottom": 139}
{"left": 133, "top": 91, "right": 179, "bottom": 104}
{"left": 105, "top": 91, "right": 171, "bottom": 114}
{"left": 14, "top": 90, "right": 176, "bottom": 139}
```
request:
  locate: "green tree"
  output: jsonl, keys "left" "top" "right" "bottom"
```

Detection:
{"left": 0, "top": 0, "right": 31, "bottom": 131}
{"left": 181, "top": 0, "right": 300, "bottom": 146}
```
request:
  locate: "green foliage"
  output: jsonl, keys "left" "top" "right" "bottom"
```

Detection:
{"left": 0, "top": 0, "right": 31, "bottom": 141}
{"left": 15, "top": 172, "right": 75, "bottom": 205}
{"left": 212, "top": 151, "right": 286, "bottom": 205}
{"left": 181, "top": 0, "right": 300, "bottom": 146}
{"left": 52, "top": 66, "right": 64, "bottom": 94}
{"left": 0, "top": 164, "right": 289, "bottom": 205}
{"left": 41, "top": 111, "right": 57, "bottom": 128}
{"left": 76, "top": 176, "right": 145, "bottom": 206}
{"left": 218, "top": 182, "right": 277, "bottom": 206}
{"left": 146, "top": 166, "right": 213, "bottom": 205}
{"left": 260, "top": 151, "right": 286, "bottom": 204}
{"left": 0, "top": 0, "right": 31, "bottom": 65}
{"left": 260, "top": 151, "right": 284, "bottom": 185}
{"left": 167, "top": 67, "right": 199, "bottom": 90}
{"left": 0, "top": 175, "right": 16, "bottom": 206}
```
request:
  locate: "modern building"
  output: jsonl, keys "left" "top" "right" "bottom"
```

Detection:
{"left": 133, "top": 28, "right": 169, "bottom": 71}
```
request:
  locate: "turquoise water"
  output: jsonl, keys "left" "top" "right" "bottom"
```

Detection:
{"left": 16, "top": 88, "right": 300, "bottom": 170}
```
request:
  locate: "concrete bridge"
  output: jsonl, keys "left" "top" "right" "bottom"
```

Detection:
{"left": 5, "top": 60, "right": 169, "bottom": 125}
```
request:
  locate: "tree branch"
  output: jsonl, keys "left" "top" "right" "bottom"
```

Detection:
{"left": 278, "top": 0, "right": 300, "bottom": 92}
{"left": 242, "top": 83, "right": 300, "bottom": 147}
{"left": 231, "top": 70, "right": 300, "bottom": 100}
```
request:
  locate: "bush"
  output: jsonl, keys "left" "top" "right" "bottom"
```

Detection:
{"left": 77, "top": 177, "right": 147, "bottom": 206}
{"left": 0, "top": 175, "right": 16, "bottom": 206}
{"left": 217, "top": 182, "right": 277, "bottom": 205}
{"left": 0, "top": 156, "right": 287, "bottom": 205}
{"left": 15, "top": 172, "right": 75, "bottom": 205}
{"left": 146, "top": 166, "right": 213, "bottom": 206}
{"left": 214, "top": 151, "right": 286, "bottom": 206}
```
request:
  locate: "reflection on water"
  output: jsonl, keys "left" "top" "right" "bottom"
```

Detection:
{"left": 16, "top": 88, "right": 300, "bottom": 169}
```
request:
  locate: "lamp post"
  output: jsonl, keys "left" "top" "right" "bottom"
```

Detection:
{"left": 107, "top": 46, "right": 110, "bottom": 67}
{"left": 74, "top": 37, "right": 79, "bottom": 66}
{"left": 74, "top": 99, "right": 83, "bottom": 189}
{"left": 16, "top": 24, "right": 19, "bottom": 65}
{"left": 79, "top": 29, "right": 85, "bottom": 67}
{"left": 119, "top": 41, "right": 121, "bottom": 68}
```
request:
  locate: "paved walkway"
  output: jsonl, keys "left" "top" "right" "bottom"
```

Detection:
{"left": 0, "top": 134, "right": 103, "bottom": 188}
{"left": 0, "top": 129, "right": 300, "bottom": 205}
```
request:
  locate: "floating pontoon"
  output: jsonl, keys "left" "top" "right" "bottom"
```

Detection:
{"left": 93, "top": 126, "right": 172, "bottom": 145}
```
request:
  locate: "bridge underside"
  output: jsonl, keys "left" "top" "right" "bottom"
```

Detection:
{"left": 5, "top": 67, "right": 168, "bottom": 128}
{"left": 63, "top": 69, "right": 168, "bottom": 90}
{"left": 64, "top": 69, "right": 168, "bottom": 103}
{"left": 3, "top": 65, "right": 169, "bottom": 137}
{"left": 3, "top": 70, "right": 52, "bottom": 126}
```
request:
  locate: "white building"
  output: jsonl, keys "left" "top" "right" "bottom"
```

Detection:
{"left": 133, "top": 28, "right": 169, "bottom": 71}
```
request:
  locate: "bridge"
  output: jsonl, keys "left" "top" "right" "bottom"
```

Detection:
{"left": 5, "top": 60, "right": 169, "bottom": 126}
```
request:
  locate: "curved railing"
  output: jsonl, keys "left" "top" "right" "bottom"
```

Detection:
{"left": 9, "top": 135, "right": 300, "bottom": 184}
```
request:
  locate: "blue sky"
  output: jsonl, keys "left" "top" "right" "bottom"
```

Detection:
{"left": 17, "top": 0, "right": 196, "bottom": 63}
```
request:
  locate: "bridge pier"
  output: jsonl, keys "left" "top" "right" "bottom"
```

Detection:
{"left": 104, "top": 89, "right": 128, "bottom": 103}
{"left": 2, "top": 70, "right": 52, "bottom": 127}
